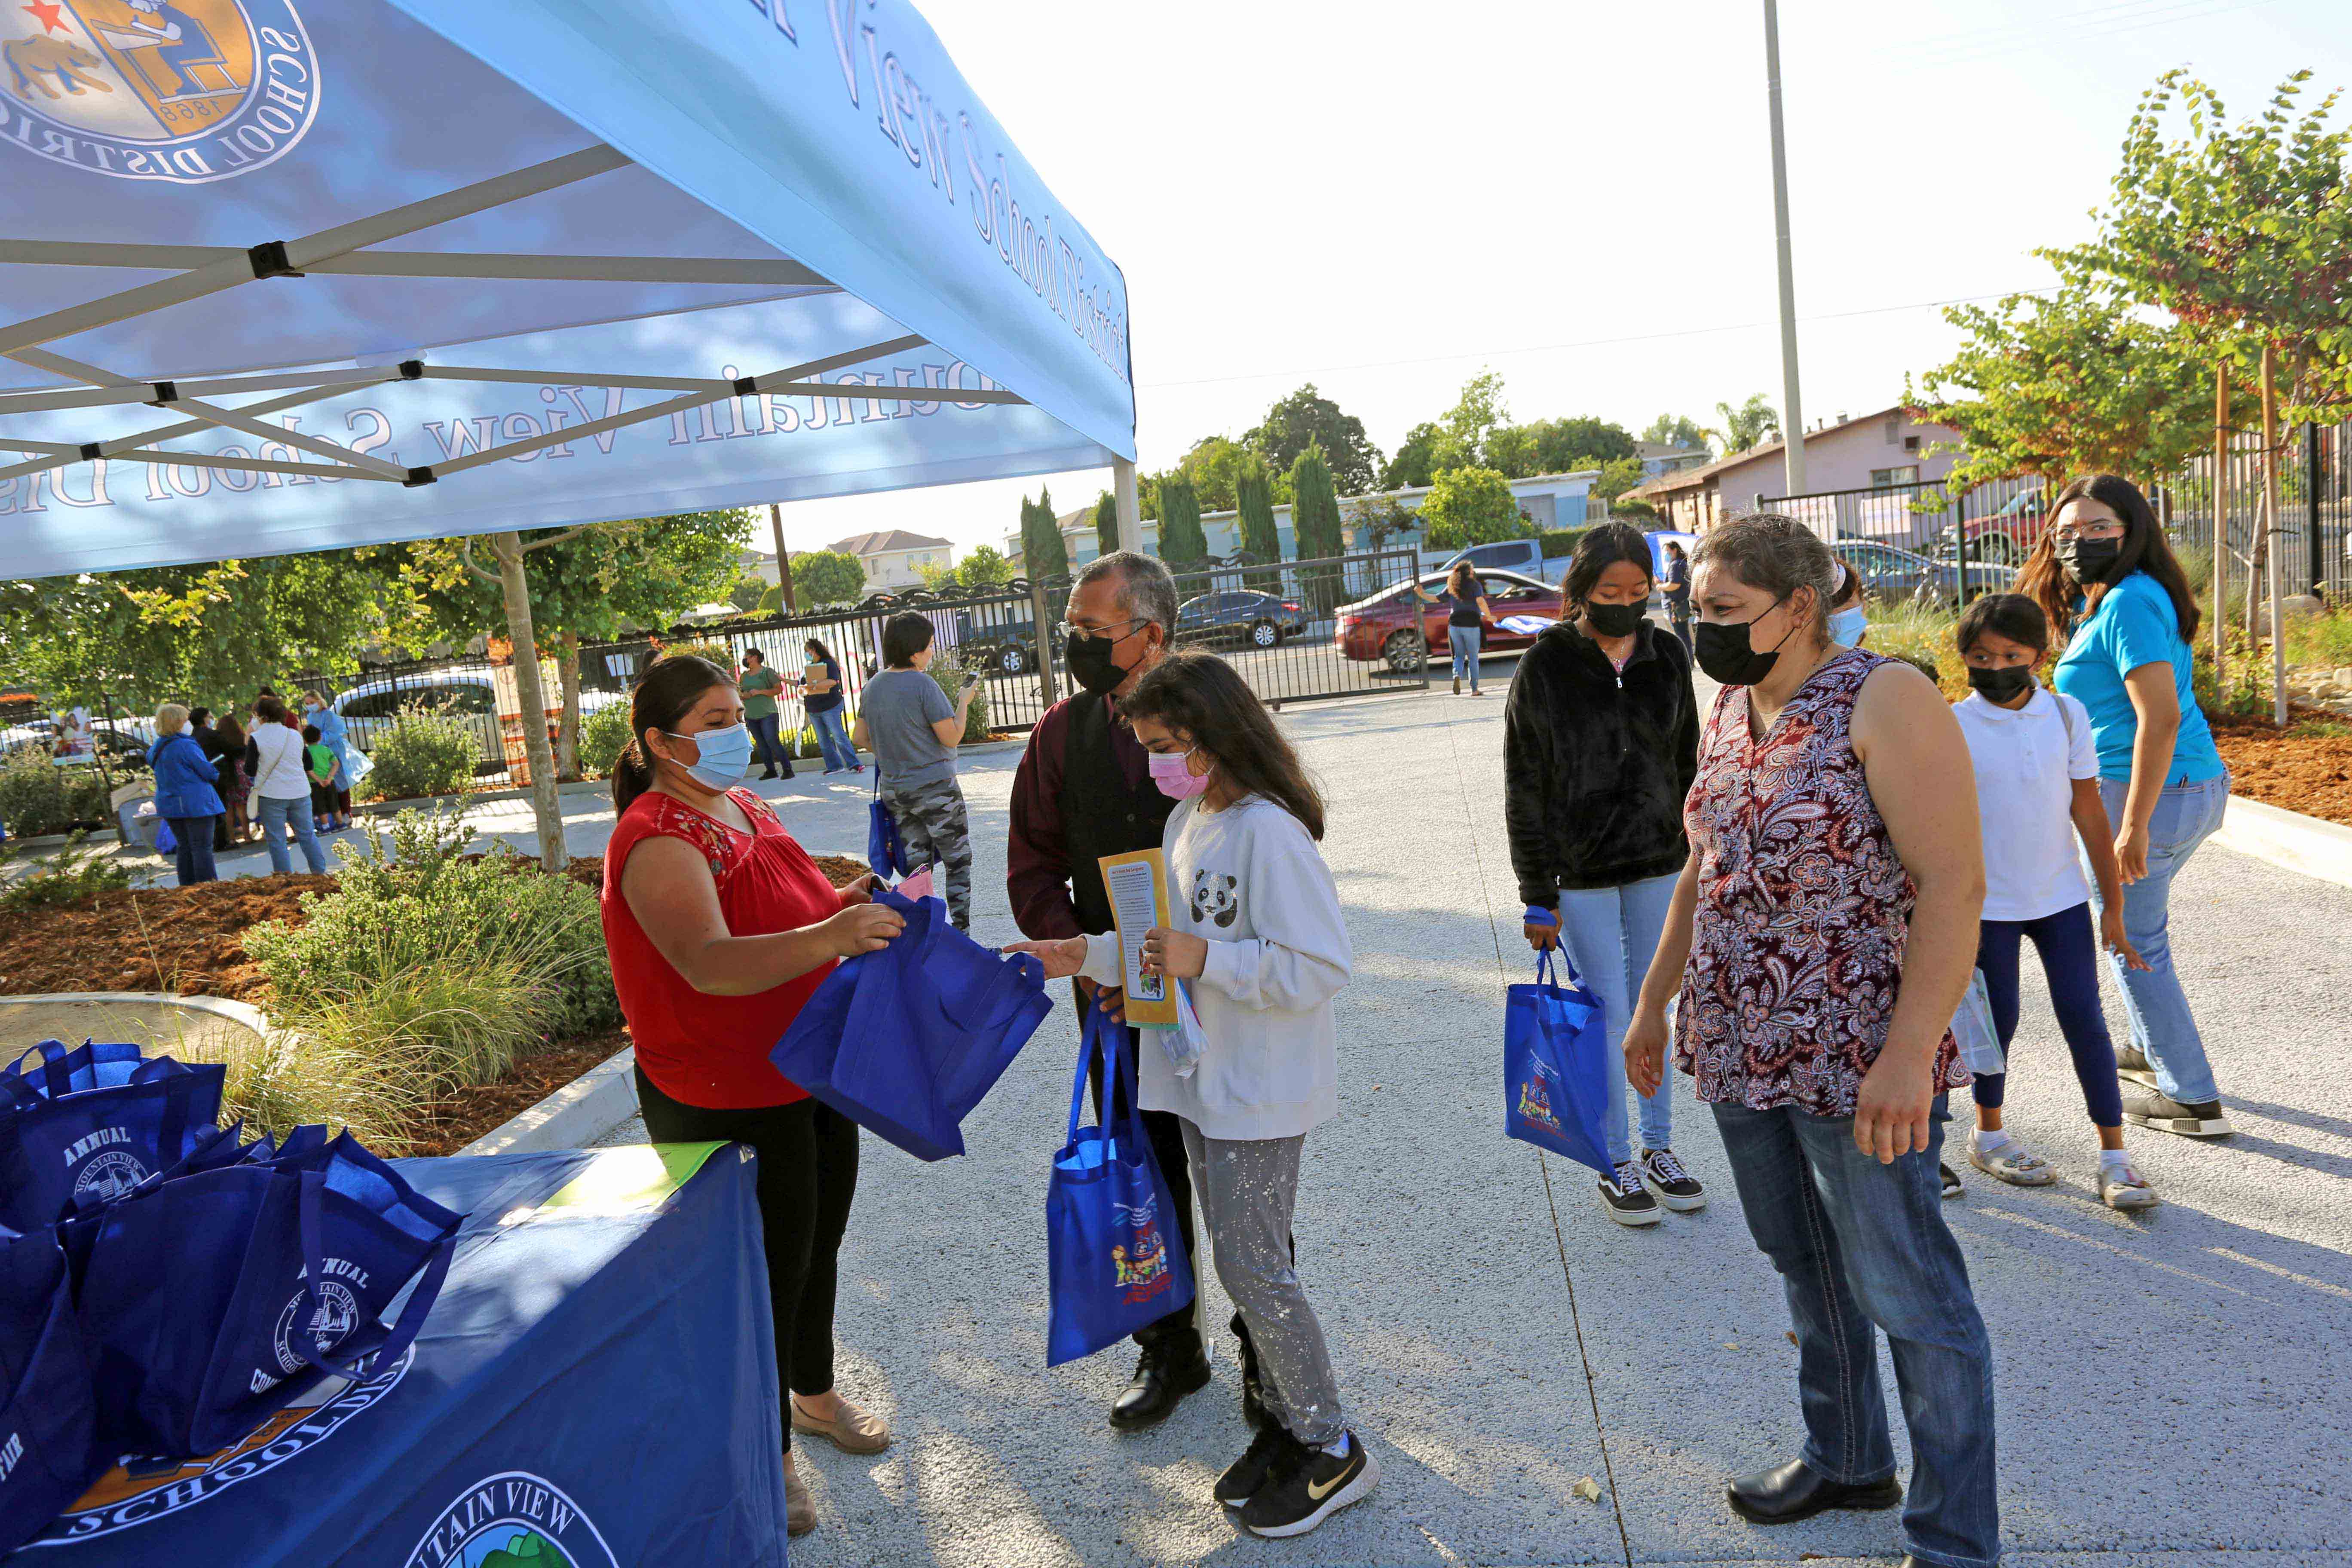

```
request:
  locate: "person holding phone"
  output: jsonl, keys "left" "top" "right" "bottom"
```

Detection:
{"left": 852, "top": 612, "right": 978, "bottom": 927}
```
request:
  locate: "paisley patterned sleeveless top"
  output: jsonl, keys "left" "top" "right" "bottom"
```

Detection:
{"left": 1673, "top": 647, "right": 1966, "bottom": 1116}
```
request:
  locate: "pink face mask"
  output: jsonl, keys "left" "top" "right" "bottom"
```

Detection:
{"left": 1149, "top": 746, "right": 1211, "bottom": 800}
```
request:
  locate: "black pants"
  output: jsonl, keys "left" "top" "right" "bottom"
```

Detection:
{"left": 635, "top": 1066, "right": 858, "bottom": 1450}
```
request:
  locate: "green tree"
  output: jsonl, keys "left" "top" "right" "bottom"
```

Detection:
{"left": 1707, "top": 393, "right": 1780, "bottom": 453}
{"left": 1243, "top": 383, "right": 1383, "bottom": 495}
{"left": 1588, "top": 454, "right": 1648, "bottom": 504}
{"left": 1157, "top": 478, "right": 1210, "bottom": 565}
{"left": 1288, "top": 442, "right": 1346, "bottom": 612}
{"left": 1487, "top": 415, "right": 1638, "bottom": 479}
{"left": 1019, "top": 487, "right": 1070, "bottom": 581}
{"left": 1234, "top": 459, "right": 1282, "bottom": 561}
{"left": 1093, "top": 490, "right": 1120, "bottom": 558}
{"left": 1641, "top": 413, "right": 1712, "bottom": 456}
{"left": 1431, "top": 370, "right": 1511, "bottom": 472}
{"left": 1379, "top": 422, "right": 1442, "bottom": 489}
{"left": 788, "top": 549, "right": 867, "bottom": 607}
{"left": 953, "top": 543, "right": 1015, "bottom": 590}
{"left": 1170, "top": 436, "right": 1250, "bottom": 513}
{"left": 1419, "top": 466, "right": 1524, "bottom": 551}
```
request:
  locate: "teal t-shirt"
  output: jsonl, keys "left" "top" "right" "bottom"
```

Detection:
{"left": 2052, "top": 570, "right": 2225, "bottom": 786}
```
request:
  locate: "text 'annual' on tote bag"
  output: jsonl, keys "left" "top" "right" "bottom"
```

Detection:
{"left": 1503, "top": 949, "right": 1616, "bottom": 1179}
{"left": 0, "top": 1041, "right": 226, "bottom": 1231}
{"left": 1044, "top": 1002, "right": 1194, "bottom": 1367}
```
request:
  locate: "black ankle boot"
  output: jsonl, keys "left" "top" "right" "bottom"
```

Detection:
{"left": 1109, "top": 1341, "right": 1210, "bottom": 1431}
{"left": 1726, "top": 1458, "right": 1902, "bottom": 1524}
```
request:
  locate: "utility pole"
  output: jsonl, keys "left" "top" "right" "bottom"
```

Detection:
{"left": 769, "top": 502, "right": 796, "bottom": 613}
{"left": 1763, "top": 0, "right": 1807, "bottom": 499}
{"left": 1113, "top": 457, "right": 1143, "bottom": 554}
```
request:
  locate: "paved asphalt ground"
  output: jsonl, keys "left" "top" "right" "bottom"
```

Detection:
{"left": 565, "top": 648, "right": 2352, "bottom": 1568}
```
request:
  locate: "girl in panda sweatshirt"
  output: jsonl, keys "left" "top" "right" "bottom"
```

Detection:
{"left": 1008, "top": 649, "right": 1372, "bottom": 1539}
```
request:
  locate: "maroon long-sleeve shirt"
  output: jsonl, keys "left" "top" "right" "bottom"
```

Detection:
{"left": 1007, "top": 692, "right": 1155, "bottom": 940}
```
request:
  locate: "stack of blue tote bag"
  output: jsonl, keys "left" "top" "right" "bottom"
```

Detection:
{"left": 0, "top": 1039, "right": 462, "bottom": 1554}
{"left": 1502, "top": 949, "right": 1617, "bottom": 1179}
{"left": 773, "top": 885, "right": 1054, "bottom": 1161}
{"left": 1044, "top": 1000, "right": 1195, "bottom": 1367}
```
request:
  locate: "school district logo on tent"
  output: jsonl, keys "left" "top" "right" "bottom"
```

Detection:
{"left": 407, "top": 1473, "right": 619, "bottom": 1568}
{"left": 0, "top": 0, "right": 318, "bottom": 182}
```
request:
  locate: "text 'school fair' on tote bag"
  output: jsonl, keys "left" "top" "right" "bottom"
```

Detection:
{"left": 1503, "top": 948, "right": 1616, "bottom": 1179}
{"left": 0, "top": 1228, "right": 106, "bottom": 1556}
{"left": 73, "top": 1130, "right": 460, "bottom": 1460}
{"left": 772, "top": 887, "right": 1052, "bottom": 1161}
{"left": 867, "top": 770, "right": 905, "bottom": 879}
{"left": 0, "top": 1041, "right": 227, "bottom": 1231}
{"left": 1044, "top": 1001, "right": 1194, "bottom": 1367}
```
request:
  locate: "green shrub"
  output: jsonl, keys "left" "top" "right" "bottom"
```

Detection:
{"left": 929, "top": 658, "right": 991, "bottom": 743}
{"left": 0, "top": 749, "right": 141, "bottom": 837}
{"left": 201, "top": 1011, "right": 437, "bottom": 1153}
{"left": 364, "top": 707, "right": 478, "bottom": 802}
{"left": 0, "top": 831, "right": 131, "bottom": 910}
{"left": 1539, "top": 527, "right": 1592, "bottom": 560}
{"left": 246, "top": 806, "right": 618, "bottom": 1067}
{"left": 578, "top": 704, "right": 635, "bottom": 779}
{"left": 660, "top": 640, "right": 737, "bottom": 670}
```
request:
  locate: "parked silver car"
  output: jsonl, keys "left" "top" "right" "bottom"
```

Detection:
{"left": 330, "top": 670, "right": 622, "bottom": 771}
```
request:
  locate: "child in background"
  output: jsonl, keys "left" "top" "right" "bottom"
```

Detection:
{"left": 1006, "top": 651, "right": 1375, "bottom": 1538}
{"left": 301, "top": 722, "right": 343, "bottom": 832}
{"left": 1951, "top": 595, "right": 2157, "bottom": 1210}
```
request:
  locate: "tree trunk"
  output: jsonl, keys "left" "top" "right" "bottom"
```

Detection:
{"left": 556, "top": 629, "right": 582, "bottom": 781}
{"left": 2262, "top": 343, "right": 2287, "bottom": 729}
{"left": 2212, "top": 360, "right": 2229, "bottom": 687}
{"left": 488, "top": 531, "right": 568, "bottom": 871}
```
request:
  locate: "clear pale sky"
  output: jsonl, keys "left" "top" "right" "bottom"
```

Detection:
{"left": 773, "top": 0, "right": 2350, "bottom": 558}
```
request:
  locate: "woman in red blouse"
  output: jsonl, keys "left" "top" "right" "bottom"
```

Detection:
{"left": 600, "top": 655, "right": 903, "bottom": 1539}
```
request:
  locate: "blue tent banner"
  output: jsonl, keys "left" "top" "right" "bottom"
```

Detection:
{"left": 0, "top": 0, "right": 1136, "bottom": 579}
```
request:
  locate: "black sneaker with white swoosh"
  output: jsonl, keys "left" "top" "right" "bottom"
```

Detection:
{"left": 1238, "top": 1432, "right": 1379, "bottom": 1537}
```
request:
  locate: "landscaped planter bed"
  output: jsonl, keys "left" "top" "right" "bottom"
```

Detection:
{"left": 2211, "top": 709, "right": 2352, "bottom": 829}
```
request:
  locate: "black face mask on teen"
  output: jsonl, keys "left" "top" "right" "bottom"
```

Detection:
{"left": 2057, "top": 534, "right": 2123, "bottom": 585}
{"left": 1064, "top": 620, "right": 1149, "bottom": 696}
{"left": 1966, "top": 664, "right": 2035, "bottom": 702}
{"left": 1692, "top": 598, "right": 1795, "bottom": 686}
{"left": 1583, "top": 601, "right": 1645, "bottom": 639}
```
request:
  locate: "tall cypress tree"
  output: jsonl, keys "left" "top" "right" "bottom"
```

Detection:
{"left": 1158, "top": 478, "right": 1208, "bottom": 566}
{"left": 1093, "top": 490, "right": 1120, "bottom": 559}
{"left": 1235, "top": 459, "right": 1281, "bottom": 590}
{"left": 1020, "top": 487, "right": 1069, "bottom": 581}
{"left": 1289, "top": 441, "right": 1345, "bottom": 613}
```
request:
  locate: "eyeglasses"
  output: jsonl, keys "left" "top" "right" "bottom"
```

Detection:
{"left": 1063, "top": 614, "right": 1146, "bottom": 639}
{"left": 2050, "top": 522, "right": 2125, "bottom": 545}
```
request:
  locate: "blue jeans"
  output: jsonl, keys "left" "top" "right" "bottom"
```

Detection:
{"left": 1448, "top": 624, "right": 1482, "bottom": 689}
{"left": 256, "top": 793, "right": 327, "bottom": 876}
{"left": 1972, "top": 903, "right": 2122, "bottom": 1126}
{"left": 1713, "top": 1096, "right": 1999, "bottom": 1568}
{"left": 809, "top": 707, "right": 857, "bottom": 772}
{"left": 2089, "top": 773, "right": 2227, "bottom": 1105}
{"left": 748, "top": 713, "right": 793, "bottom": 776}
{"left": 166, "top": 816, "right": 218, "bottom": 886}
{"left": 1555, "top": 872, "right": 1678, "bottom": 1164}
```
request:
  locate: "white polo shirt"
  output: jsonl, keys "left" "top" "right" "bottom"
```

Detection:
{"left": 1954, "top": 681, "right": 2100, "bottom": 922}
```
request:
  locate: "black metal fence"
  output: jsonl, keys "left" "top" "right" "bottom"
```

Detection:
{"left": 1765, "top": 475, "right": 2049, "bottom": 562}
{"left": 577, "top": 546, "right": 1429, "bottom": 742}
{"left": 2156, "top": 419, "right": 2351, "bottom": 604}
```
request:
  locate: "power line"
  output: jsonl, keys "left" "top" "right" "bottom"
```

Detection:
{"left": 1137, "top": 288, "right": 2054, "bottom": 391}
{"left": 1886, "top": 0, "right": 2282, "bottom": 76}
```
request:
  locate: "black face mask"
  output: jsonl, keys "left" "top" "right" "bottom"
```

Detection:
{"left": 1064, "top": 625, "right": 1141, "bottom": 695}
{"left": 2057, "top": 535, "right": 2122, "bottom": 585}
{"left": 1583, "top": 601, "right": 1645, "bottom": 639}
{"left": 1966, "top": 664, "right": 2035, "bottom": 702}
{"left": 1692, "top": 600, "right": 1793, "bottom": 686}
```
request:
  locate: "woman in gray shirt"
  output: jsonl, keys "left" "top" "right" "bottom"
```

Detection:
{"left": 853, "top": 611, "right": 980, "bottom": 926}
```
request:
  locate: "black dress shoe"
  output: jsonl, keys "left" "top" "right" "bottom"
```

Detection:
{"left": 1108, "top": 1348, "right": 1210, "bottom": 1430}
{"left": 1726, "top": 1458, "right": 1903, "bottom": 1524}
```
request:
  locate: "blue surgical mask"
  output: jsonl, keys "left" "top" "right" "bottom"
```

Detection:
{"left": 666, "top": 723, "right": 753, "bottom": 791}
{"left": 1828, "top": 606, "right": 1869, "bottom": 647}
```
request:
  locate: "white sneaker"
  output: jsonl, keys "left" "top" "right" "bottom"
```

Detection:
{"left": 2099, "top": 1160, "right": 2161, "bottom": 1211}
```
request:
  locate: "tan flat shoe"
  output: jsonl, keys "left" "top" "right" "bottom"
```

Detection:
{"left": 792, "top": 1395, "right": 891, "bottom": 1454}
{"left": 782, "top": 1451, "right": 817, "bottom": 1537}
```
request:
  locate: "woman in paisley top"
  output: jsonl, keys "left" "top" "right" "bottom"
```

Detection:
{"left": 1622, "top": 515, "right": 1999, "bottom": 1568}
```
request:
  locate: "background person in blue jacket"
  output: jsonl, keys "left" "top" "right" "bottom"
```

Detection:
{"left": 147, "top": 702, "right": 224, "bottom": 886}
{"left": 1503, "top": 523, "right": 1704, "bottom": 1228}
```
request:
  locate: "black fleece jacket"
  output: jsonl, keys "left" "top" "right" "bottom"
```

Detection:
{"left": 1502, "top": 618, "right": 1700, "bottom": 907}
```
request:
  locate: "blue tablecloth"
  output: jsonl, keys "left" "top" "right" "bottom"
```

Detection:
{"left": 9, "top": 1143, "right": 789, "bottom": 1567}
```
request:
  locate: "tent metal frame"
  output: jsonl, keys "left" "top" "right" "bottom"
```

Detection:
{"left": 0, "top": 143, "right": 1029, "bottom": 493}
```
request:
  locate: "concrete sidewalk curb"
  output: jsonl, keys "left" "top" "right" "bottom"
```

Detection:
{"left": 457, "top": 1044, "right": 640, "bottom": 1156}
{"left": 2213, "top": 793, "right": 2352, "bottom": 891}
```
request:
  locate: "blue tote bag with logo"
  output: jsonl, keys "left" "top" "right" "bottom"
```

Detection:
{"left": 1503, "top": 949, "right": 1615, "bottom": 1179}
{"left": 1044, "top": 1003, "right": 1193, "bottom": 1366}
{"left": 0, "top": 1045, "right": 226, "bottom": 1231}
{"left": 867, "top": 772, "right": 905, "bottom": 879}
{"left": 774, "top": 888, "right": 1052, "bottom": 1161}
{"left": 0, "top": 1228, "right": 104, "bottom": 1556}
{"left": 1, "top": 1039, "right": 146, "bottom": 1096}
{"left": 74, "top": 1131, "right": 460, "bottom": 1459}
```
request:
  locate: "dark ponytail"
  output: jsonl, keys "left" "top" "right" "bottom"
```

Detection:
{"left": 613, "top": 655, "right": 737, "bottom": 812}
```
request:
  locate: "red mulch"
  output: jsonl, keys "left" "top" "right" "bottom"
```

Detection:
{"left": 404, "top": 1029, "right": 628, "bottom": 1157}
{"left": 2211, "top": 706, "right": 2352, "bottom": 828}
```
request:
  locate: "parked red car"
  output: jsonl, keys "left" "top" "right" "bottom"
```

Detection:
{"left": 1333, "top": 568, "right": 1565, "bottom": 672}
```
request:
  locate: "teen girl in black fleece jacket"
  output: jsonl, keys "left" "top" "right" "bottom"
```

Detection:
{"left": 1502, "top": 523, "right": 1703, "bottom": 1226}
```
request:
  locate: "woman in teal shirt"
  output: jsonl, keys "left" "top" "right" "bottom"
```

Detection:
{"left": 2022, "top": 474, "right": 2231, "bottom": 1139}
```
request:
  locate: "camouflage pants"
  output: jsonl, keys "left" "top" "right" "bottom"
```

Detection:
{"left": 882, "top": 775, "right": 973, "bottom": 928}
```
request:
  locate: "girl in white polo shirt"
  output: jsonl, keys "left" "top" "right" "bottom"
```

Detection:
{"left": 1953, "top": 595, "right": 2158, "bottom": 1210}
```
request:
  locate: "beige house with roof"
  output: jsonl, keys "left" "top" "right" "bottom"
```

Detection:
{"left": 825, "top": 529, "right": 956, "bottom": 592}
{"left": 1628, "top": 407, "right": 1962, "bottom": 533}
